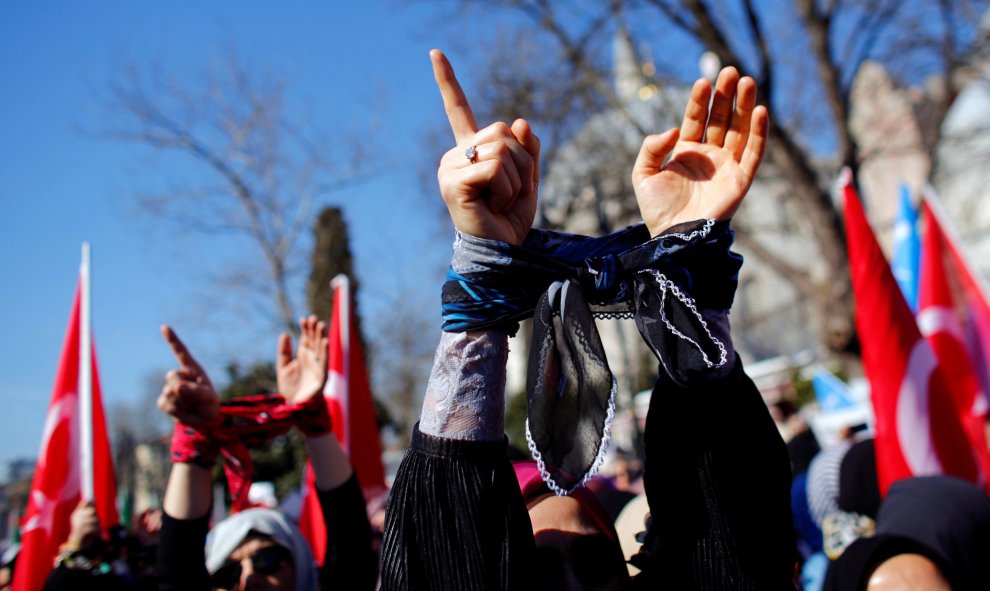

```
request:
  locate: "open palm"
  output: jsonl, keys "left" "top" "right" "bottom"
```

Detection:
{"left": 633, "top": 68, "right": 768, "bottom": 237}
{"left": 277, "top": 315, "right": 328, "bottom": 405}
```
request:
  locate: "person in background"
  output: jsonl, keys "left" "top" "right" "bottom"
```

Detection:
{"left": 825, "top": 475, "right": 990, "bottom": 590}
{"left": 41, "top": 501, "right": 133, "bottom": 591}
{"left": 122, "top": 508, "right": 162, "bottom": 591}
{"left": 155, "top": 317, "right": 376, "bottom": 591}
{"left": 0, "top": 544, "right": 17, "bottom": 591}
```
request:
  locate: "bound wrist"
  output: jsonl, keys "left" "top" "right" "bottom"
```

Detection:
{"left": 170, "top": 419, "right": 222, "bottom": 468}
{"left": 295, "top": 393, "right": 333, "bottom": 437}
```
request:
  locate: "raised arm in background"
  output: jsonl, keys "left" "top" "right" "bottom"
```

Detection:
{"left": 156, "top": 317, "right": 375, "bottom": 591}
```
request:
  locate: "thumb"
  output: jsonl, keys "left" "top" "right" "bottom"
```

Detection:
{"left": 633, "top": 128, "right": 679, "bottom": 184}
{"left": 277, "top": 333, "right": 293, "bottom": 371}
{"left": 511, "top": 118, "right": 540, "bottom": 189}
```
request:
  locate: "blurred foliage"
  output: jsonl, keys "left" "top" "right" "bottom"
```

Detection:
{"left": 251, "top": 430, "right": 307, "bottom": 499}
{"left": 790, "top": 369, "right": 817, "bottom": 409}
{"left": 221, "top": 362, "right": 278, "bottom": 400}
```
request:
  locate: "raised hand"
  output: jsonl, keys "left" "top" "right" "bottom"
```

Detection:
{"left": 632, "top": 67, "right": 769, "bottom": 237}
{"left": 158, "top": 325, "right": 220, "bottom": 425}
{"left": 66, "top": 500, "right": 101, "bottom": 550}
{"left": 276, "top": 315, "right": 328, "bottom": 405}
{"left": 432, "top": 49, "right": 540, "bottom": 245}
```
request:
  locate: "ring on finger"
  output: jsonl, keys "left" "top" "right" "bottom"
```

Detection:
{"left": 465, "top": 145, "right": 479, "bottom": 164}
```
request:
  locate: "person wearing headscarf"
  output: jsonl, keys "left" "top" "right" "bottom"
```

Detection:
{"left": 824, "top": 475, "right": 990, "bottom": 591}
{"left": 514, "top": 461, "right": 629, "bottom": 589}
{"left": 155, "top": 317, "right": 376, "bottom": 591}
{"left": 806, "top": 441, "right": 853, "bottom": 532}
{"left": 380, "top": 49, "right": 794, "bottom": 590}
{"left": 204, "top": 509, "right": 319, "bottom": 591}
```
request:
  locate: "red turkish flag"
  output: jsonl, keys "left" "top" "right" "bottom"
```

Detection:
{"left": 299, "top": 275, "right": 386, "bottom": 564}
{"left": 922, "top": 198, "right": 990, "bottom": 408}
{"left": 13, "top": 283, "right": 118, "bottom": 591}
{"left": 918, "top": 199, "right": 990, "bottom": 487}
{"left": 843, "top": 174, "right": 977, "bottom": 495}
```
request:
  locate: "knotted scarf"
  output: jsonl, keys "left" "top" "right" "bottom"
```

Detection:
{"left": 171, "top": 393, "right": 331, "bottom": 512}
{"left": 442, "top": 219, "right": 742, "bottom": 495}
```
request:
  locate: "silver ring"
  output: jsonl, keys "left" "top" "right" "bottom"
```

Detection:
{"left": 465, "top": 145, "right": 478, "bottom": 163}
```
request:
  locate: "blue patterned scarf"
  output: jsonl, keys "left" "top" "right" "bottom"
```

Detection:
{"left": 442, "top": 219, "right": 742, "bottom": 494}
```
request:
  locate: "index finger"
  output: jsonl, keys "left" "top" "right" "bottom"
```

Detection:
{"left": 160, "top": 324, "right": 202, "bottom": 372}
{"left": 431, "top": 49, "right": 478, "bottom": 143}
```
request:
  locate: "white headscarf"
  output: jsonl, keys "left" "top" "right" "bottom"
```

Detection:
{"left": 205, "top": 508, "right": 319, "bottom": 591}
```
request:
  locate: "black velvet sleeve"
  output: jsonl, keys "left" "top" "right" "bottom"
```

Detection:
{"left": 380, "top": 426, "right": 535, "bottom": 591}
{"left": 317, "top": 473, "right": 378, "bottom": 590}
{"left": 156, "top": 510, "right": 211, "bottom": 591}
{"left": 633, "top": 359, "right": 796, "bottom": 590}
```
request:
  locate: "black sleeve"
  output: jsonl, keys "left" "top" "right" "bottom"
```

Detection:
{"left": 317, "top": 473, "right": 378, "bottom": 590}
{"left": 633, "top": 358, "right": 796, "bottom": 590}
{"left": 624, "top": 220, "right": 796, "bottom": 589}
{"left": 380, "top": 426, "right": 535, "bottom": 591}
{"left": 43, "top": 563, "right": 134, "bottom": 591}
{"left": 156, "top": 511, "right": 211, "bottom": 591}
{"left": 41, "top": 564, "right": 79, "bottom": 591}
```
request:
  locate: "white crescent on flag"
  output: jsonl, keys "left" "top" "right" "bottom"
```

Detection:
{"left": 22, "top": 393, "right": 82, "bottom": 537}
{"left": 34, "top": 393, "right": 81, "bottom": 505}
{"left": 919, "top": 305, "right": 988, "bottom": 416}
{"left": 918, "top": 306, "right": 966, "bottom": 342}
{"left": 896, "top": 341, "right": 943, "bottom": 476}
{"left": 36, "top": 392, "right": 77, "bottom": 470}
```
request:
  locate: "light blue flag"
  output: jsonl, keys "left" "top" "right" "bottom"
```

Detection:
{"left": 892, "top": 183, "right": 921, "bottom": 311}
{"left": 812, "top": 369, "right": 857, "bottom": 413}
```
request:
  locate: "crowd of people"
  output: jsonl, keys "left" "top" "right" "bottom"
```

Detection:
{"left": 6, "top": 49, "right": 990, "bottom": 590}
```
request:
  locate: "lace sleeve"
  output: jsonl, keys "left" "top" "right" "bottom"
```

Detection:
{"left": 418, "top": 330, "right": 508, "bottom": 442}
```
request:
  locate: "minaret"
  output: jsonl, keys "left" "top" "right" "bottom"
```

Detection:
{"left": 613, "top": 25, "right": 645, "bottom": 106}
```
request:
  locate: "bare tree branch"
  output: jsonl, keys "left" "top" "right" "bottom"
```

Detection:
{"left": 96, "top": 49, "right": 374, "bottom": 334}
{"left": 795, "top": 0, "right": 859, "bottom": 168}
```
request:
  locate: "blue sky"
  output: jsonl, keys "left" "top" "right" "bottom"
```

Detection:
{"left": 0, "top": 2, "right": 497, "bottom": 470}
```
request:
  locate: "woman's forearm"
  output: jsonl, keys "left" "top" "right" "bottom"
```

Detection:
{"left": 162, "top": 462, "right": 212, "bottom": 520}
{"left": 305, "top": 431, "right": 354, "bottom": 492}
{"left": 418, "top": 330, "right": 508, "bottom": 442}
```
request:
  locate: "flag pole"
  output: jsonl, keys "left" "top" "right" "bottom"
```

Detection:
{"left": 79, "top": 242, "right": 95, "bottom": 502}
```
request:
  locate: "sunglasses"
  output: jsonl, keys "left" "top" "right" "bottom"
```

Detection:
{"left": 211, "top": 544, "right": 292, "bottom": 590}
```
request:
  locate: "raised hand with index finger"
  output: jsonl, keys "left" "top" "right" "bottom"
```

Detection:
{"left": 432, "top": 49, "right": 540, "bottom": 245}
{"left": 157, "top": 325, "right": 220, "bottom": 425}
